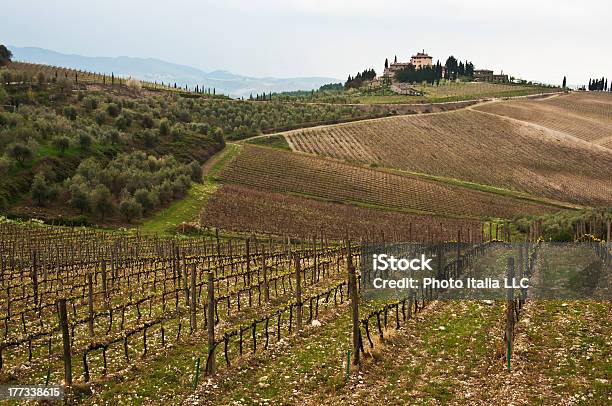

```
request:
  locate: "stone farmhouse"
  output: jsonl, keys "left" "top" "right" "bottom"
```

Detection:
{"left": 383, "top": 50, "right": 434, "bottom": 77}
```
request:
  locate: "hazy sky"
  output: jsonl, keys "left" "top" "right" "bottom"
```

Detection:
{"left": 4, "top": 0, "right": 611, "bottom": 85}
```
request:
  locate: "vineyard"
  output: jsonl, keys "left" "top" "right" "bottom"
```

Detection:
{"left": 0, "top": 220, "right": 365, "bottom": 403}
{"left": 276, "top": 81, "right": 559, "bottom": 104}
{"left": 215, "top": 145, "right": 560, "bottom": 219}
{"left": 283, "top": 109, "right": 612, "bottom": 207}
{"left": 1, "top": 49, "right": 611, "bottom": 406}
{"left": 200, "top": 184, "right": 484, "bottom": 241}
{"left": 1, "top": 215, "right": 610, "bottom": 403}
{"left": 474, "top": 92, "right": 612, "bottom": 148}
{"left": 0, "top": 218, "right": 519, "bottom": 403}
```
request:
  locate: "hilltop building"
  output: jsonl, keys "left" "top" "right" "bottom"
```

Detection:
{"left": 410, "top": 50, "right": 433, "bottom": 69}
{"left": 383, "top": 50, "right": 434, "bottom": 77}
{"left": 474, "top": 69, "right": 509, "bottom": 83}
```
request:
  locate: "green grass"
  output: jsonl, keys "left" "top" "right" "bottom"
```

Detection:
{"left": 245, "top": 135, "right": 291, "bottom": 150}
{"left": 353, "top": 85, "right": 558, "bottom": 104}
{"left": 139, "top": 180, "right": 217, "bottom": 235}
{"left": 83, "top": 331, "right": 212, "bottom": 405}
{"left": 381, "top": 167, "right": 578, "bottom": 211}
{"left": 206, "top": 143, "right": 241, "bottom": 180}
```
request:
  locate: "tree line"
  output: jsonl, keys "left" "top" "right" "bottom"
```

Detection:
{"left": 443, "top": 56, "right": 475, "bottom": 80}
{"left": 588, "top": 77, "right": 610, "bottom": 91}
{"left": 345, "top": 69, "right": 376, "bottom": 88}
{"left": 393, "top": 55, "right": 475, "bottom": 85}
{"left": 395, "top": 62, "right": 444, "bottom": 85}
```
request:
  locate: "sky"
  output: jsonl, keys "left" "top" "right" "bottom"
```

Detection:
{"left": 3, "top": 0, "right": 611, "bottom": 85}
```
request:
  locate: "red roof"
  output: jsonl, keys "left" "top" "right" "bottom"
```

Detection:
{"left": 412, "top": 50, "right": 432, "bottom": 58}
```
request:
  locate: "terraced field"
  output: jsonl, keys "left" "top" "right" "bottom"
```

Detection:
{"left": 215, "top": 145, "right": 560, "bottom": 219}
{"left": 284, "top": 109, "right": 612, "bottom": 207}
{"left": 474, "top": 92, "right": 612, "bottom": 148}
{"left": 201, "top": 184, "right": 483, "bottom": 241}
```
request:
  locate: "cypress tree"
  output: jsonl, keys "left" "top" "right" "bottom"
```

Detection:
{"left": 562, "top": 76, "right": 566, "bottom": 89}
{"left": 385, "top": 58, "right": 389, "bottom": 69}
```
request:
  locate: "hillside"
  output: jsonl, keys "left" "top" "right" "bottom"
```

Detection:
{"left": 0, "top": 63, "right": 411, "bottom": 224}
{"left": 474, "top": 92, "right": 612, "bottom": 148}
{"left": 283, "top": 108, "right": 612, "bottom": 207}
{"left": 214, "top": 145, "right": 561, "bottom": 220}
{"left": 201, "top": 183, "right": 483, "bottom": 241}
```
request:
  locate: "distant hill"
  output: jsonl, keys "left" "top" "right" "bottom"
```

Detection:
{"left": 8, "top": 46, "right": 340, "bottom": 97}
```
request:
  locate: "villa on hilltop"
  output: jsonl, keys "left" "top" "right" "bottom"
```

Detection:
{"left": 384, "top": 50, "right": 435, "bottom": 77}
{"left": 410, "top": 50, "right": 433, "bottom": 69}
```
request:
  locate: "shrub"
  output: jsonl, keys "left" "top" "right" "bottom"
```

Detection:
{"left": 107, "top": 103, "right": 121, "bottom": 117}
{"left": 107, "top": 129, "right": 121, "bottom": 145}
{"left": 159, "top": 118, "right": 170, "bottom": 136}
{"left": 0, "top": 85, "right": 7, "bottom": 105}
{"left": 95, "top": 110, "right": 107, "bottom": 125}
{"left": 52, "top": 136, "right": 71, "bottom": 155}
{"left": 7, "top": 143, "right": 33, "bottom": 166}
{"left": 141, "top": 129, "right": 157, "bottom": 148}
{"left": 115, "top": 114, "right": 131, "bottom": 131}
{"left": 134, "top": 188, "right": 155, "bottom": 213}
{"left": 189, "top": 161, "right": 203, "bottom": 182}
{"left": 0, "top": 155, "right": 12, "bottom": 175}
{"left": 119, "top": 197, "right": 142, "bottom": 222}
{"left": 30, "top": 174, "right": 51, "bottom": 206}
{"left": 90, "top": 184, "right": 113, "bottom": 220}
{"left": 68, "top": 181, "right": 90, "bottom": 214}
{"left": 63, "top": 106, "right": 77, "bottom": 121}
{"left": 78, "top": 132, "right": 93, "bottom": 150}
{"left": 83, "top": 96, "right": 99, "bottom": 111}
{"left": 157, "top": 180, "right": 173, "bottom": 204}
{"left": 141, "top": 114, "right": 155, "bottom": 129}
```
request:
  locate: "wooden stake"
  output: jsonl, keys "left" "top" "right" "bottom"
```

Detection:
{"left": 347, "top": 240, "right": 360, "bottom": 365}
{"left": 58, "top": 299, "right": 72, "bottom": 386}
{"left": 294, "top": 254, "right": 302, "bottom": 332}
{"left": 206, "top": 271, "right": 216, "bottom": 375}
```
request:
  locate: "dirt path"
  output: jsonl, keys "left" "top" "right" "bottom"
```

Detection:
{"left": 201, "top": 143, "right": 241, "bottom": 177}
{"left": 241, "top": 91, "right": 564, "bottom": 145}
{"left": 469, "top": 107, "right": 612, "bottom": 155}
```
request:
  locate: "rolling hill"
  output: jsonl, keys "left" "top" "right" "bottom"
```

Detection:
{"left": 8, "top": 46, "right": 341, "bottom": 97}
{"left": 282, "top": 107, "right": 612, "bottom": 207}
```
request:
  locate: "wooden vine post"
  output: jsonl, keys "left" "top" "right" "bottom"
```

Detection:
{"left": 190, "top": 264, "right": 197, "bottom": 332}
{"left": 31, "top": 250, "right": 38, "bottom": 307}
{"left": 505, "top": 257, "right": 515, "bottom": 372}
{"left": 262, "top": 252, "right": 269, "bottom": 302}
{"left": 246, "top": 238, "right": 251, "bottom": 285}
{"left": 294, "top": 253, "right": 303, "bottom": 332}
{"left": 101, "top": 258, "right": 108, "bottom": 303}
{"left": 347, "top": 239, "right": 360, "bottom": 366}
{"left": 58, "top": 298, "right": 72, "bottom": 387}
{"left": 87, "top": 273, "right": 94, "bottom": 336}
{"left": 206, "top": 271, "right": 216, "bottom": 375}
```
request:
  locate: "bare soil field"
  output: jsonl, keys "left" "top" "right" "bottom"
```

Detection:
{"left": 201, "top": 184, "right": 483, "bottom": 240}
{"left": 215, "top": 145, "right": 559, "bottom": 219}
{"left": 474, "top": 92, "right": 612, "bottom": 148}
{"left": 284, "top": 109, "right": 612, "bottom": 207}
